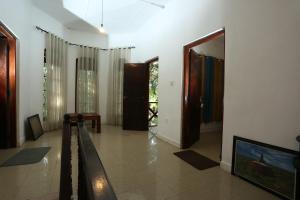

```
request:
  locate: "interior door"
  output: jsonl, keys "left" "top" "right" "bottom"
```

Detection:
{"left": 0, "top": 37, "right": 9, "bottom": 149}
{"left": 187, "top": 49, "right": 203, "bottom": 147}
{"left": 123, "top": 63, "right": 149, "bottom": 131}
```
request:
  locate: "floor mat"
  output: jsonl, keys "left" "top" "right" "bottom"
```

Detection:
{"left": 0, "top": 147, "right": 51, "bottom": 167}
{"left": 174, "top": 150, "right": 219, "bottom": 170}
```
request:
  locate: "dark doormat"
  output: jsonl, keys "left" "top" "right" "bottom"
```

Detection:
{"left": 0, "top": 147, "right": 51, "bottom": 167}
{"left": 174, "top": 150, "right": 219, "bottom": 170}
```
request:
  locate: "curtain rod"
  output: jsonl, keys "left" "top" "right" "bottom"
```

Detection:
{"left": 35, "top": 26, "right": 136, "bottom": 51}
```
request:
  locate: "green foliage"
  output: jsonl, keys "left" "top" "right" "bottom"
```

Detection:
{"left": 149, "top": 61, "right": 159, "bottom": 126}
{"left": 149, "top": 62, "right": 158, "bottom": 102}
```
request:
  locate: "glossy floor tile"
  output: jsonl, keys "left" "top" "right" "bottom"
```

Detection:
{"left": 0, "top": 126, "right": 279, "bottom": 200}
{"left": 190, "top": 131, "right": 222, "bottom": 162}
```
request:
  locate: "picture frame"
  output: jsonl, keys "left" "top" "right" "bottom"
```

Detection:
{"left": 27, "top": 114, "right": 44, "bottom": 140}
{"left": 232, "top": 136, "right": 299, "bottom": 200}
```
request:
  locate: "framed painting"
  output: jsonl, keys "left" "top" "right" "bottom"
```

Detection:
{"left": 27, "top": 114, "right": 44, "bottom": 140}
{"left": 232, "top": 136, "right": 299, "bottom": 200}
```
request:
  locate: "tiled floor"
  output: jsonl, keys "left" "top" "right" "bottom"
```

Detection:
{"left": 0, "top": 126, "right": 279, "bottom": 200}
{"left": 191, "top": 131, "right": 222, "bottom": 162}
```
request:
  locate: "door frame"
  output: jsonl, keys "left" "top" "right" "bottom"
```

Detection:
{"left": 181, "top": 28, "right": 225, "bottom": 150}
{"left": 0, "top": 22, "right": 17, "bottom": 147}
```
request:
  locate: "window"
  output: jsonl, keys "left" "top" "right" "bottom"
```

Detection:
{"left": 76, "top": 57, "right": 98, "bottom": 113}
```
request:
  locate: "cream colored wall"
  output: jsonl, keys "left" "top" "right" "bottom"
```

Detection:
{"left": 1, "top": 0, "right": 37, "bottom": 145}
{"left": 192, "top": 36, "right": 225, "bottom": 59}
{"left": 0, "top": 0, "right": 109, "bottom": 145}
{"left": 109, "top": 0, "right": 300, "bottom": 170}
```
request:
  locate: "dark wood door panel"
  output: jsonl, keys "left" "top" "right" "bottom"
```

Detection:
{"left": 123, "top": 63, "right": 149, "bottom": 131}
{"left": 187, "top": 49, "right": 203, "bottom": 147}
{"left": 0, "top": 38, "right": 9, "bottom": 148}
{"left": 0, "top": 25, "right": 17, "bottom": 148}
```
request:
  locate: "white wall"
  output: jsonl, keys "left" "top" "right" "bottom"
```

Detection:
{"left": 0, "top": 0, "right": 34, "bottom": 145}
{"left": 193, "top": 36, "right": 225, "bottom": 59}
{"left": 110, "top": 0, "right": 300, "bottom": 170}
{"left": 29, "top": 6, "right": 66, "bottom": 131}
{"left": 0, "top": 0, "right": 108, "bottom": 145}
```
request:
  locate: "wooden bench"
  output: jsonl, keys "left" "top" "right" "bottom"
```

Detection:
{"left": 67, "top": 113, "right": 101, "bottom": 133}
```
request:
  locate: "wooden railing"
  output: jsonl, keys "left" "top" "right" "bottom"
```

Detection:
{"left": 59, "top": 114, "right": 73, "bottom": 200}
{"left": 60, "top": 114, "right": 117, "bottom": 200}
{"left": 148, "top": 102, "right": 158, "bottom": 126}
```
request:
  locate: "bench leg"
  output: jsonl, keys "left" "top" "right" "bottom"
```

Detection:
{"left": 97, "top": 116, "right": 101, "bottom": 133}
{"left": 92, "top": 120, "right": 95, "bottom": 128}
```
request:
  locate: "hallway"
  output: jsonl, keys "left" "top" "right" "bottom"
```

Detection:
{"left": 0, "top": 126, "right": 279, "bottom": 200}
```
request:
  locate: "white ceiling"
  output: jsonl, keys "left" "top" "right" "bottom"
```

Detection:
{"left": 33, "top": 0, "right": 100, "bottom": 33}
{"left": 33, "top": 0, "right": 171, "bottom": 34}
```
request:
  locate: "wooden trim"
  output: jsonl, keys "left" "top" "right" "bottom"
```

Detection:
{"left": 181, "top": 29, "right": 225, "bottom": 149}
{"left": 59, "top": 115, "right": 72, "bottom": 200}
{"left": 184, "top": 28, "right": 225, "bottom": 49}
{"left": 145, "top": 56, "right": 159, "bottom": 64}
{"left": 0, "top": 23, "right": 17, "bottom": 148}
{"left": 75, "top": 58, "right": 78, "bottom": 113}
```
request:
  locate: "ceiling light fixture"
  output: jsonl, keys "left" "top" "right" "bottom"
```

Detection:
{"left": 140, "top": 0, "right": 165, "bottom": 9}
{"left": 99, "top": 0, "right": 106, "bottom": 34}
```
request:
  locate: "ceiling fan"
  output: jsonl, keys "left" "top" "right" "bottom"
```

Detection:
{"left": 139, "top": 0, "right": 165, "bottom": 9}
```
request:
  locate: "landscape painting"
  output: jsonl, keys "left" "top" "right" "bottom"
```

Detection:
{"left": 232, "top": 136, "right": 298, "bottom": 200}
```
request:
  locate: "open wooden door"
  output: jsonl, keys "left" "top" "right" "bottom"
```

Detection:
{"left": 182, "top": 29, "right": 224, "bottom": 149}
{"left": 0, "top": 38, "right": 9, "bottom": 148}
{"left": 123, "top": 63, "right": 149, "bottom": 131}
{"left": 0, "top": 24, "right": 17, "bottom": 149}
{"left": 186, "top": 49, "right": 203, "bottom": 147}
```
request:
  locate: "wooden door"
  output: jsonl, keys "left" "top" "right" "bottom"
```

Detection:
{"left": 186, "top": 49, "right": 203, "bottom": 147}
{"left": 0, "top": 38, "right": 9, "bottom": 148}
{"left": 123, "top": 63, "right": 149, "bottom": 131}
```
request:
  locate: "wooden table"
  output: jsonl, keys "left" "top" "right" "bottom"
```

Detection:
{"left": 68, "top": 113, "right": 101, "bottom": 133}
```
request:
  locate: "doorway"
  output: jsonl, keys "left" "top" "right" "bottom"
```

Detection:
{"left": 0, "top": 22, "right": 17, "bottom": 149}
{"left": 181, "top": 29, "right": 225, "bottom": 161}
{"left": 123, "top": 63, "right": 149, "bottom": 131}
{"left": 147, "top": 57, "right": 159, "bottom": 127}
{"left": 147, "top": 57, "right": 159, "bottom": 135}
{"left": 122, "top": 57, "right": 159, "bottom": 132}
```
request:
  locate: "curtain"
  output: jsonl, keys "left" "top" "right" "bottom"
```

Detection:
{"left": 44, "top": 33, "right": 68, "bottom": 131}
{"left": 107, "top": 48, "right": 131, "bottom": 126}
{"left": 212, "top": 59, "right": 224, "bottom": 121}
{"left": 203, "top": 56, "right": 214, "bottom": 123}
{"left": 201, "top": 55, "right": 224, "bottom": 123}
{"left": 76, "top": 46, "right": 99, "bottom": 113}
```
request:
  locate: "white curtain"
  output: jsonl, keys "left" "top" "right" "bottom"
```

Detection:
{"left": 44, "top": 33, "right": 68, "bottom": 131}
{"left": 107, "top": 48, "right": 131, "bottom": 126}
{"left": 76, "top": 46, "right": 99, "bottom": 113}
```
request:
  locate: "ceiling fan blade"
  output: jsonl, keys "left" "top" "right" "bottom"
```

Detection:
{"left": 140, "top": 0, "right": 165, "bottom": 9}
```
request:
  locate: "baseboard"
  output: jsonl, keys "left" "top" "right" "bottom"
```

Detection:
{"left": 156, "top": 133, "right": 181, "bottom": 148}
{"left": 220, "top": 160, "right": 231, "bottom": 173}
{"left": 18, "top": 136, "right": 25, "bottom": 147}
